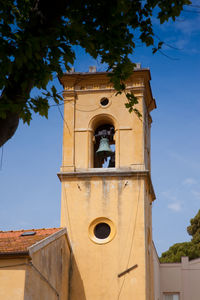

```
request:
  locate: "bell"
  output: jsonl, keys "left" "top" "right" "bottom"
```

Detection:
{"left": 96, "top": 137, "right": 113, "bottom": 157}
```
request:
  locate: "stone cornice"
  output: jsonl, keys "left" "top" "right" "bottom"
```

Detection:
{"left": 59, "top": 69, "right": 156, "bottom": 113}
{"left": 57, "top": 169, "right": 156, "bottom": 201}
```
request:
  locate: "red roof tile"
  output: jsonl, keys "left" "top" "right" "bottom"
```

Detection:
{"left": 0, "top": 228, "right": 62, "bottom": 256}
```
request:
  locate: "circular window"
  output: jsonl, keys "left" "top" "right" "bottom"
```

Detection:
{"left": 100, "top": 97, "right": 109, "bottom": 107}
{"left": 94, "top": 222, "right": 111, "bottom": 239}
{"left": 88, "top": 217, "right": 116, "bottom": 244}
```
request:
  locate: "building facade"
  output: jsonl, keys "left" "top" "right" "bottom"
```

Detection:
{"left": 0, "top": 228, "right": 70, "bottom": 300}
{"left": 0, "top": 68, "right": 200, "bottom": 300}
{"left": 58, "top": 68, "right": 156, "bottom": 300}
{"left": 153, "top": 244, "right": 200, "bottom": 300}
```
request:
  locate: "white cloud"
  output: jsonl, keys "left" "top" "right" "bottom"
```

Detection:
{"left": 161, "top": 191, "right": 177, "bottom": 201}
{"left": 175, "top": 20, "right": 196, "bottom": 35}
{"left": 182, "top": 178, "right": 197, "bottom": 186}
{"left": 173, "top": 37, "right": 189, "bottom": 50}
{"left": 191, "top": 190, "right": 200, "bottom": 200}
{"left": 168, "top": 202, "right": 182, "bottom": 212}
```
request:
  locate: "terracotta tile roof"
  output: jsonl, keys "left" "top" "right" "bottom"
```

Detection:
{"left": 0, "top": 228, "right": 62, "bottom": 256}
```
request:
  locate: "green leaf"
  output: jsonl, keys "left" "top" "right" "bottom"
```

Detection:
{"left": 0, "top": 0, "right": 189, "bottom": 145}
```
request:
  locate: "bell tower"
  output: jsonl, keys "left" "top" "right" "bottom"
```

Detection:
{"left": 58, "top": 68, "right": 156, "bottom": 300}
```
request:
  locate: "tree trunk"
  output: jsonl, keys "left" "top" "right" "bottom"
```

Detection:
{"left": 0, "top": 114, "right": 19, "bottom": 147}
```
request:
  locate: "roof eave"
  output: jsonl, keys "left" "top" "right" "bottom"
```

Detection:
{"left": 28, "top": 227, "right": 71, "bottom": 256}
{"left": 0, "top": 251, "right": 29, "bottom": 259}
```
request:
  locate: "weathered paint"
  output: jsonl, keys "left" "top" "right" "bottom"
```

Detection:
{"left": 0, "top": 232, "right": 71, "bottom": 300}
{"left": 24, "top": 234, "right": 70, "bottom": 300}
{"left": 59, "top": 70, "right": 156, "bottom": 300}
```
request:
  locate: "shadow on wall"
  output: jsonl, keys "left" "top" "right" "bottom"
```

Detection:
{"left": 69, "top": 255, "right": 87, "bottom": 300}
{"left": 24, "top": 262, "right": 59, "bottom": 300}
{"left": 23, "top": 256, "right": 86, "bottom": 300}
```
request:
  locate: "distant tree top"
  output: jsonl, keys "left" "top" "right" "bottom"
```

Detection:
{"left": 160, "top": 209, "right": 200, "bottom": 263}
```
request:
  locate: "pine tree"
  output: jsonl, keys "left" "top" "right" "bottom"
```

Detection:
{"left": 160, "top": 210, "right": 200, "bottom": 263}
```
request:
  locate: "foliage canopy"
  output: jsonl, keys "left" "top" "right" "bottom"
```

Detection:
{"left": 0, "top": 0, "right": 191, "bottom": 146}
{"left": 160, "top": 210, "right": 200, "bottom": 263}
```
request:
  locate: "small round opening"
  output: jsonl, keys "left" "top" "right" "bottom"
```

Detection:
{"left": 89, "top": 217, "right": 116, "bottom": 244}
{"left": 100, "top": 98, "right": 109, "bottom": 106}
{"left": 94, "top": 222, "right": 111, "bottom": 239}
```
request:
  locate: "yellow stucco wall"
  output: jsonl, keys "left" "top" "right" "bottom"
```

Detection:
{"left": 0, "top": 232, "right": 71, "bottom": 300}
{"left": 59, "top": 70, "right": 156, "bottom": 300}
{"left": 60, "top": 175, "right": 154, "bottom": 300}
{"left": 60, "top": 71, "right": 155, "bottom": 173}
{"left": 0, "top": 71, "right": 156, "bottom": 300}
{"left": 0, "top": 258, "right": 27, "bottom": 300}
{"left": 24, "top": 234, "right": 70, "bottom": 300}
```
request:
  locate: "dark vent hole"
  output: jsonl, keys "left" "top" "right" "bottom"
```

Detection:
{"left": 94, "top": 223, "right": 111, "bottom": 239}
{"left": 100, "top": 98, "right": 109, "bottom": 106}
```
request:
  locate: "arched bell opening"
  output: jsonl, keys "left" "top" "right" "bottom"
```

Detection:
{"left": 94, "top": 124, "right": 115, "bottom": 168}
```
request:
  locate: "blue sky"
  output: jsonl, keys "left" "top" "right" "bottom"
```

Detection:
{"left": 1, "top": 3, "right": 200, "bottom": 256}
